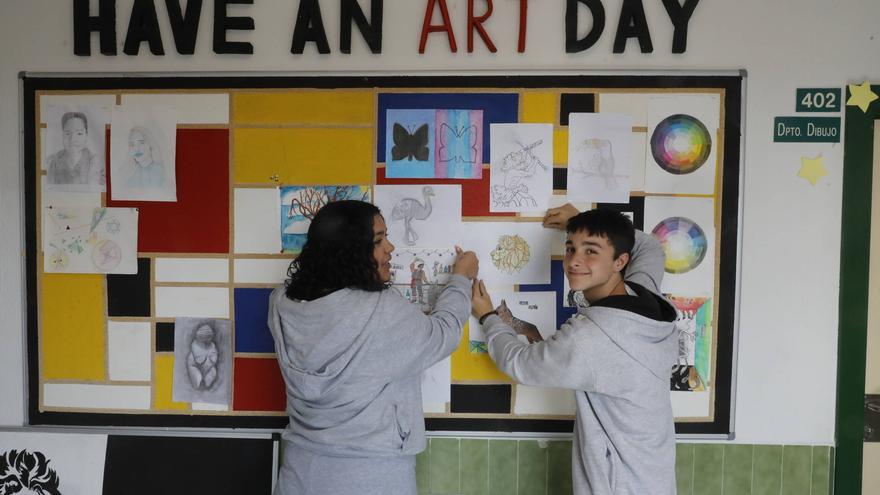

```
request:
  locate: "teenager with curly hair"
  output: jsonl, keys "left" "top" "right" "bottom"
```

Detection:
{"left": 268, "top": 200, "right": 479, "bottom": 495}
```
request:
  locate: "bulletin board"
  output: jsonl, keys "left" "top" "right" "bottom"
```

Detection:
{"left": 23, "top": 74, "right": 742, "bottom": 435}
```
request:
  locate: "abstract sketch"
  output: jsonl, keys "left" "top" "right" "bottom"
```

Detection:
{"left": 567, "top": 113, "right": 633, "bottom": 204}
{"left": 110, "top": 104, "right": 179, "bottom": 202}
{"left": 280, "top": 185, "right": 371, "bottom": 253}
{"left": 386, "top": 109, "right": 435, "bottom": 178}
{"left": 666, "top": 295, "right": 711, "bottom": 392}
{"left": 0, "top": 449, "right": 61, "bottom": 495}
{"left": 435, "top": 109, "right": 483, "bottom": 179}
{"left": 490, "top": 234, "right": 531, "bottom": 274}
{"left": 172, "top": 318, "right": 232, "bottom": 406}
{"left": 490, "top": 123, "right": 553, "bottom": 212}
{"left": 390, "top": 248, "right": 455, "bottom": 313}
{"left": 44, "top": 104, "right": 108, "bottom": 193}
{"left": 374, "top": 184, "right": 462, "bottom": 249}
{"left": 42, "top": 206, "right": 138, "bottom": 274}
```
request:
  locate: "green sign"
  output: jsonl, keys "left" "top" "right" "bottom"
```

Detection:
{"left": 774, "top": 117, "right": 841, "bottom": 142}
{"left": 796, "top": 88, "right": 841, "bottom": 112}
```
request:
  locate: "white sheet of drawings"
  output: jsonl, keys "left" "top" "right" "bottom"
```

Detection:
{"left": 421, "top": 356, "right": 451, "bottom": 405}
{"left": 373, "top": 184, "right": 462, "bottom": 248}
{"left": 43, "top": 206, "right": 138, "bottom": 274}
{"left": 643, "top": 95, "right": 720, "bottom": 195}
{"left": 462, "top": 221, "right": 555, "bottom": 286}
{"left": 489, "top": 123, "right": 554, "bottom": 213}
{"left": 643, "top": 196, "right": 716, "bottom": 296}
{"left": 390, "top": 248, "right": 456, "bottom": 313}
{"left": 110, "top": 104, "right": 179, "bottom": 202}
{"left": 566, "top": 113, "right": 634, "bottom": 203}
{"left": 468, "top": 290, "right": 557, "bottom": 343}
{"left": 44, "top": 104, "right": 109, "bottom": 193}
{"left": 172, "top": 317, "right": 233, "bottom": 406}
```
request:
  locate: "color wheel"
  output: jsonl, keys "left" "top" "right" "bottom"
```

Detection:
{"left": 651, "top": 216, "right": 707, "bottom": 274}
{"left": 650, "top": 114, "right": 712, "bottom": 174}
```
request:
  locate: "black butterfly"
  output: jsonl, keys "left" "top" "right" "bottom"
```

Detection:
{"left": 391, "top": 123, "right": 430, "bottom": 161}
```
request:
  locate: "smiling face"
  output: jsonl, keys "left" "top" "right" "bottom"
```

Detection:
{"left": 372, "top": 214, "right": 395, "bottom": 283}
{"left": 128, "top": 129, "right": 153, "bottom": 166}
{"left": 564, "top": 229, "right": 630, "bottom": 303}
{"left": 62, "top": 116, "right": 88, "bottom": 152}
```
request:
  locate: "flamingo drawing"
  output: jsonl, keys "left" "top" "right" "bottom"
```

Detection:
{"left": 391, "top": 186, "right": 434, "bottom": 246}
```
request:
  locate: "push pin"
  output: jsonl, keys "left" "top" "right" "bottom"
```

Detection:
{"left": 269, "top": 174, "right": 280, "bottom": 183}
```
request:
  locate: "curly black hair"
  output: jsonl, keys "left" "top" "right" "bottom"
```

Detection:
{"left": 285, "top": 200, "right": 388, "bottom": 301}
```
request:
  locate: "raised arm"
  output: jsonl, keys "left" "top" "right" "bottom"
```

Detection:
{"left": 624, "top": 230, "right": 666, "bottom": 295}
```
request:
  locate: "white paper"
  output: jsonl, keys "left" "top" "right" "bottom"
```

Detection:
{"left": 489, "top": 123, "right": 554, "bottom": 213}
{"left": 513, "top": 385, "right": 576, "bottom": 415}
{"left": 389, "top": 248, "right": 456, "bottom": 313}
{"left": 374, "top": 184, "right": 462, "bottom": 248}
{"left": 110, "top": 104, "right": 179, "bottom": 201}
{"left": 643, "top": 196, "right": 716, "bottom": 296}
{"left": 172, "top": 317, "right": 233, "bottom": 406}
{"left": 468, "top": 290, "right": 557, "bottom": 343}
{"left": 44, "top": 104, "right": 109, "bottom": 192}
{"left": 422, "top": 357, "right": 451, "bottom": 405}
{"left": 566, "top": 113, "right": 633, "bottom": 203}
{"left": 644, "top": 95, "right": 720, "bottom": 195}
{"left": 43, "top": 206, "right": 138, "bottom": 274}
{"left": 462, "top": 221, "right": 556, "bottom": 286}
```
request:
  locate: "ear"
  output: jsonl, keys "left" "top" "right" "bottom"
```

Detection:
{"left": 613, "top": 252, "right": 630, "bottom": 273}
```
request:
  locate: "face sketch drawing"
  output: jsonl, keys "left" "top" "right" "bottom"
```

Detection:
{"left": 187, "top": 323, "right": 219, "bottom": 390}
{"left": 125, "top": 126, "right": 166, "bottom": 188}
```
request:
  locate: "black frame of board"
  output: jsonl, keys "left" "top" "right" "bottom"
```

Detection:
{"left": 23, "top": 74, "right": 742, "bottom": 435}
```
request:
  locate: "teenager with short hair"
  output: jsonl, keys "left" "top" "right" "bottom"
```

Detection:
{"left": 472, "top": 203, "right": 678, "bottom": 495}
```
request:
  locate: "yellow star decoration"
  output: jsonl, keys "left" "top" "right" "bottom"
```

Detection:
{"left": 798, "top": 154, "right": 827, "bottom": 186}
{"left": 846, "top": 80, "right": 878, "bottom": 113}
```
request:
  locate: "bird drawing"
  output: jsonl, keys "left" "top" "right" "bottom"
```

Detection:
{"left": 391, "top": 186, "right": 434, "bottom": 246}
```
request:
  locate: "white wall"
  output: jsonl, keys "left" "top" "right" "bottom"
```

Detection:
{"left": 2, "top": 0, "right": 878, "bottom": 445}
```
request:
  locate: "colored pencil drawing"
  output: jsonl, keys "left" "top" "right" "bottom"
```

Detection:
{"left": 374, "top": 184, "right": 462, "bottom": 249}
{"left": 666, "top": 295, "right": 711, "bottom": 392}
{"left": 280, "top": 185, "right": 370, "bottom": 253}
{"left": 43, "top": 206, "right": 138, "bottom": 274}
{"left": 566, "top": 113, "right": 633, "bottom": 204}
{"left": 390, "top": 248, "right": 455, "bottom": 312}
{"left": 109, "top": 104, "right": 179, "bottom": 202}
{"left": 490, "top": 234, "right": 531, "bottom": 274}
{"left": 435, "top": 109, "right": 483, "bottom": 179}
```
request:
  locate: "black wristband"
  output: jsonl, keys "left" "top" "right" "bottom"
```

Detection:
{"left": 478, "top": 310, "right": 498, "bottom": 325}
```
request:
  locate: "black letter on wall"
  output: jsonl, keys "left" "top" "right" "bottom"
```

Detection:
{"left": 613, "top": 0, "right": 652, "bottom": 53}
{"left": 565, "top": 0, "right": 604, "bottom": 53}
{"left": 166, "top": 0, "right": 203, "bottom": 55}
{"left": 124, "top": 0, "right": 166, "bottom": 55}
{"left": 291, "top": 0, "right": 331, "bottom": 54}
{"left": 661, "top": 0, "right": 699, "bottom": 53}
{"left": 340, "top": 0, "right": 383, "bottom": 54}
{"left": 214, "top": 0, "right": 254, "bottom": 54}
{"left": 73, "top": 0, "right": 117, "bottom": 55}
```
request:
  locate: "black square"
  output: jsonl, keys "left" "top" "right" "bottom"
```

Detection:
{"left": 107, "top": 258, "right": 151, "bottom": 317}
{"left": 155, "top": 322, "right": 174, "bottom": 352}
{"left": 597, "top": 196, "right": 645, "bottom": 231}
{"left": 450, "top": 384, "right": 512, "bottom": 414}
{"left": 560, "top": 93, "right": 596, "bottom": 125}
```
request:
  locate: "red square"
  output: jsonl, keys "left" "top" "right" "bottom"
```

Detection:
{"left": 106, "top": 129, "right": 230, "bottom": 253}
{"left": 233, "top": 357, "right": 287, "bottom": 412}
{"left": 376, "top": 167, "right": 515, "bottom": 218}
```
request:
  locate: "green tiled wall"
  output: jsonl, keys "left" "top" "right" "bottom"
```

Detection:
{"left": 416, "top": 440, "right": 833, "bottom": 495}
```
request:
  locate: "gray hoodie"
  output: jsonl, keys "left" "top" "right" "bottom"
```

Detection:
{"left": 267, "top": 274, "right": 471, "bottom": 458}
{"left": 483, "top": 232, "right": 679, "bottom": 495}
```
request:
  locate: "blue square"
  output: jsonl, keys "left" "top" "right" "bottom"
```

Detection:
{"left": 234, "top": 288, "right": 276, "bottom": 353}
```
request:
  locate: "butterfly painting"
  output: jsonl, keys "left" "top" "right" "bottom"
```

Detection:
{"left": 386, "top": 109, "right": 436, "bottom": 178}
{"left": 392, "top": 123, "right": 430, "bottom": 161}
{"left": 436, "top": 109, "right": 483, "bottom": 179}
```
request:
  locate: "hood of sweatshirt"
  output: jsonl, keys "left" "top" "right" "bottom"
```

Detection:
{"left": 579, "top": 282, "right": 678, "bottom": 381}
{"left": 268, "top": 286, "right": 381, "bottom": 403}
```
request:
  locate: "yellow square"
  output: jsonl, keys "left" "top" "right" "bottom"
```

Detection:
{"left": 154, "top": 354, "right": 189, "bottom": 411}
{"left": 40, "top": 273, "right": 106, "bottom": 381}
{"left": 233, "top": 91, "right": 374, "bottom": 125}
{"left": 450, "top": 322, "right": 512, "bottom": 382}
{"left": 521, "top": 93, "right": 557, "bottom": 124}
